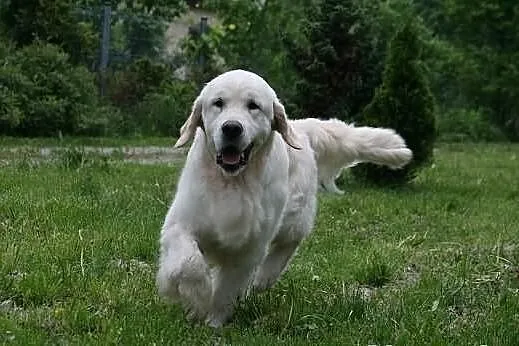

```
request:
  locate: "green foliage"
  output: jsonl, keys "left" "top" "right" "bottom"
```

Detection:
{"left": 284, "top": 0, "right": 385, "bottom": 120}
{"left": 0, "top": 84, "right": 24, "bottom": 131}
{"left": 124, "top": 17, "right": 168, "bottom": 59}
{"left": 417, "top": 0, "right": 519, "bottom": 141}
{"left": 79, "top": 0, "right": 187, "bottom": 20}
{"left": 352, "top": 22, "right": 436, "bottom": 185}
{"left": 76, "top": 104, "right": 124, "bottom": 137}
{"left": 205, "top": 0, "right": 311, "bottom": 109}
{"left": 81, "top": 0, "right": 188, "bottom": 59}
{"left": 108, "top": 58, "right": 173, "bottom": 108}
{"left": 105, "top": 58, "right": 199, "bottom": 137}
{"left": 130, "top": 80, "right": 199, "bottom": 136}
{"left": 0, "top": 43, "right": 103, "bottom": 136}
{"left": 0, "top": 33, "right": 13, "bottom": 59}
{"left": 1, "top": 0, "right": 98, "bottom": 65}
{"left": 119, "top": 0, "right": 187, "bottom": 59}
{"left": 180, "top": 22, "right": 227, "bottom": 83}
{"left": 0, "top": 0, "right": 516, "bottom": 141}
{"left": 438, "top": 108, "right": 506, "bottom": 143}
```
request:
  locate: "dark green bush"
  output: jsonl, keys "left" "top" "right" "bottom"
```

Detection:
{"left": 1, "top": 0, "right": 98, "bottom": 65}
{"left": 130, "top": 80, "right": 198, "bottom": 137}
{"left": 352, "top": 21, "right": 436, "bottom": 185}
{"left": 108, "top": 58, "right": 173, "bottom": 109}
{"left": 105, "top": 57, "right": 199, "bottom": 137}
{"left": 284, "top": 0, "right": 385, "bottom": 120}
{"left": 0, "top": 35, "right": 14, "bottom": 59}
{"left": 0, "top": 84, "right": 24, "bottom": 131}
{"left": 0, "top": 42, "right": 104, "bottom": 136}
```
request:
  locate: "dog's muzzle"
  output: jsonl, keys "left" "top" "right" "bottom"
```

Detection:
{"left": 216, "top": 143, "right": 254, "bottom": 173}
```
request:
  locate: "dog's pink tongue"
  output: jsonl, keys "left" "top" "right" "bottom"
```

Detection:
{"left": 222, "top": 152, "right": 240, "bottom": 165}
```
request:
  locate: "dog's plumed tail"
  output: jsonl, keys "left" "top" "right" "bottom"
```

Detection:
{"left": 290, "top": 118, "right": 413, "bottom": 194}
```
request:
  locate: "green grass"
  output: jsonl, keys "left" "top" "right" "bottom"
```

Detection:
{"left": 1, "top": 143, "right": 518, "bottom": 345}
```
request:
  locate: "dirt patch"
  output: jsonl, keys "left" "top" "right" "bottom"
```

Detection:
{"left": 0, "top": 146, "right": 189, "bottom": 165}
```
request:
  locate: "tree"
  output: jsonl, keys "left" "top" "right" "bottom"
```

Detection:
{"left": 416, "top": 0, "right": 519, "bottom": 141}
{"left": 201, "top": 0, "right": 312, "bottom": 110}
{"left": 117, "top": 0, "right": 187, "bottom": 58}
{"left": 1, "top": 0, "right": 188, "bottom": 65}
{"left": 0, "top": 0, "right": 97, "bottom": 65}
{"left": 284, "top": 0, "right": 385, "bottom": 120}
{"left": 352, "top": 21, "right": 437, "bottom": 185}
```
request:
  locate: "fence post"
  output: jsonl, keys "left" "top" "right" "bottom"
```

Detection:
{"left": 198, "top": 17, "right": 208, "bottom": 68}
{"left": 99, "top": 4, "right": 112, "bottom": 97}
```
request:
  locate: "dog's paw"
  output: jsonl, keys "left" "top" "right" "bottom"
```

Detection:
{"left": 156, "top": 255, "right": 212, "bottom": 319}
{"left": 251, "top": 276, "right": 277, "bottom": 294}
{"left": 178, "top": 273, "right": 212, "bottom": 318}
{"left": 205, "top": 307, "right": 234, "bottom": 328}
{"left": 206, "top": 315, "right": 225, "bottom": 328}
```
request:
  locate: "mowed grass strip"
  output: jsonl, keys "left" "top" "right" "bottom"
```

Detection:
{"left": 0, "top": 143, "right": 518, "bottom": 345}
{"left": 0, "top": 137, "right": 176, "bottom": 148}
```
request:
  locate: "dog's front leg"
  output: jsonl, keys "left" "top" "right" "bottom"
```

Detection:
{"left": 206, "top": 251, "right": 262, "bottom": 328}
{"left": 156, "top": 225, "right": 212, "bottom": 321}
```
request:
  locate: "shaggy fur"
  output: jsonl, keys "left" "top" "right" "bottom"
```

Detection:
{"left": 156, "top": 70, "right": 412, "bottom": 327}
{"left": 291, "top": 118, "right": 413, "bottom": 194}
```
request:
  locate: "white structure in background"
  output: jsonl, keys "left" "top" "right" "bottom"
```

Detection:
{"left": 165, "top": 7, "right": 220, "bottom": 80}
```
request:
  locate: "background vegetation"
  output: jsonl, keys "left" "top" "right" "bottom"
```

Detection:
{"left": 0, "top": 0, "right": 517, "bottom": 143}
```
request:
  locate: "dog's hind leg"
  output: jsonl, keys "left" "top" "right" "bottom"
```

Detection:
{"left": 320, "top": 178, "right": 345, "bottom": 195}
{"left": 156, "top": 226, "right": 212, "bottom": 321}
{"left": 319, "top": 168, "right": 345, "bottom": 194}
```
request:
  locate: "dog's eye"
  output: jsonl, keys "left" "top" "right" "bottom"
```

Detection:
{"left": 247, "top": 101, "right": 260, "bottom": 111}
{"left": 213, "top": 98, "right": 224, "bottom": 108}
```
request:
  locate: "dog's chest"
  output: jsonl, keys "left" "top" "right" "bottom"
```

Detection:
{"left": 201, "top": 186, "right": 262, "bottom": 247}
{"left": 195, "top": 179, "right": 282, "bottom": 255}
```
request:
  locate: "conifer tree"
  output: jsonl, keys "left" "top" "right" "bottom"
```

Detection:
{"left": 285, "top": 0, "right": 383, "bottom": 120}
{"left": 352, "top": 21, "right": 437, "bottom": 184}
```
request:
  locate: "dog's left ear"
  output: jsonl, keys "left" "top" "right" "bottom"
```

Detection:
{"left": 174, "top": 97, "right": 203, "bottom": 148}
{"left": 273, "top": 100, "right": 301, "bottom": 150}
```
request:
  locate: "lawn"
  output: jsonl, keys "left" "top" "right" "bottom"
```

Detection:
{"left": 1, "top": 142, "right": 518, "bottom": 345}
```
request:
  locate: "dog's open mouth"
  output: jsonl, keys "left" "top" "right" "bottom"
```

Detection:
{"left": 216, "top": 143, "right": 254, "bottom": 173}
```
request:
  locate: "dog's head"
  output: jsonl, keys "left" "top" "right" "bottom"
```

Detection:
{"left": 174, "top": 70, "right": 300, "bottom": 176}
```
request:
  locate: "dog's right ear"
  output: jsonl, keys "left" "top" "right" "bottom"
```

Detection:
{"left": 174, "top": 97, "right": 203, "bottom": 148}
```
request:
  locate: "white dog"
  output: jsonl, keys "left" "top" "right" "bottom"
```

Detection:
{"left": 291, "top": 118, "right": 412, "bottom": 194}
{"left": 156, "top": 70, "right": 411, "bottom": 327}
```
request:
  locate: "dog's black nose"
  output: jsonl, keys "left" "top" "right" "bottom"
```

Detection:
{"left": 221, "top": 120, "right": 243, "bottom": 140}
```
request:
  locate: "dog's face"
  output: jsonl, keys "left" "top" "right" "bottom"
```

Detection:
{"left": 175, "top": 70, "right": 300, "bottom": 176}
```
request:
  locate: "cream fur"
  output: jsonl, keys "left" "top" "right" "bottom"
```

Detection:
{"left": 291, "top": 118, "right": 413, "bottom": 194}
{"left": 157, "top": 70, "right": 317, "bottom": 327}
{"left": 156, "top": 70, "right": 412, "bottom": 328}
